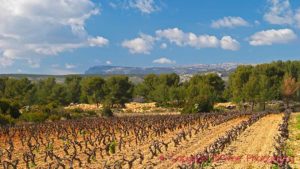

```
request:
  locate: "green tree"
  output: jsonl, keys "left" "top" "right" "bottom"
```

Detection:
{"left": 182, "top": 74, "right": 223, "bottom": 113}
{"left": 227, "top": 65, "right": 253, "bottom": 103}
{"left": 243, "top": 74, "right": 260, "bottom": 111}
{"left": 80, "top": 77, "right": 106, "bottom": 107}
{"left": 35, "top": 78, "right": 57, "bottom": 105}
{"left": 105, "top": 76, "right": 133, "bottom": 107}
{"left": 65, "top": 75, "right": 82, "bottom": 104}
{"left": 4, "top": 78, "right": 34, "bottom": 106}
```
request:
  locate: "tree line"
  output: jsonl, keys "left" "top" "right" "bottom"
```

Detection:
{"left": 0, "top": 60, "right": 299, "bottom": 121}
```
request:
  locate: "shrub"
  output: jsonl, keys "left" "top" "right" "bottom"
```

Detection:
{"left": 20, "top": 112, "right": 48, "bottom": 123}
{"left": 102, "top": 107, "right": 114, "bottom": 117}
{"left": 182, "top": 96, "right": 213, "bottom": 114}
{"left": 47, "top": 114, "right": 62, "bottom": 122}
{"left": 71, "top": 108, "right": 84, "bottom": 114}
{"left": 0, "top": 99, "right": 21, "bottom": 118}
{"left": 0, "top": 114, "right": 15, "bottom": 126}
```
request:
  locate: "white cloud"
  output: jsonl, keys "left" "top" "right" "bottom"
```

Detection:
{"left": 28, "top": 43, "right": 84, "bottom": 56}
{"left": 156, "top": 28, "right": 219, "bottom": 48}
{"left": 156, "top": 28, "right": 186, "bottom": 46}
{"left": 211, "top": 16, "right": 249, "bottom": 28}
{"left": 249, "top": 29, "right": 297, "bottom": 46}
{"left": 153, "top": 57, "right": 176, "bottom": 64}
{"left": 122, "top": 34, "right": 155, "bottom": 54}
{"left": 220, "top": 36, "right": 240, "bottom": 51}
{"left": 0, "top": 49, "right": 18, "bottom": 67}
{"left": 106, "top": 60, "right": 112, "bottom": 65}
{"left": 160, "top": 43, "right": 168, "bottom": 49}
{"left": 188, "top": 34, "right": 219, "bottom": 48}
{"left": 0, "top": 0, "right": 108, "bottom": 67}
{"left": 264, "top": 0, "right": 294, "bottom": 25}
{"left": 88, "top": 36, "right": 109, "bottom": 47}
{"left": 129, "top": 0, "right": 158, "bottom": 14}
{"left": 156, "top": 28, "right": 239, "bottom": 50}
{"left": 65, "top": 63, "right": 76, "bottom": 69}
{"left": 264, "top": 0, "right": 300, "bottom": 28}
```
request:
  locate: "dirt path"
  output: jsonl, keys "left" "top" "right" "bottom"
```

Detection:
{"left": 151, "top": 116, "right": 249, "bottom": 169}
{"left": 212, "top": 113, "right": 283, "bottom": 169}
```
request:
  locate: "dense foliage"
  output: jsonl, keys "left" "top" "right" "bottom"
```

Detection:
{"left": 226, "top": 61, "right": 300, "bottom": 110}
{"left": 0, "top": 60, "right": 299, "bottom": 119}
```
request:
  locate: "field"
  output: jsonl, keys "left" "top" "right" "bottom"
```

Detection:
{"left": 0, "top": 111, "right": 298, "bottom": 169}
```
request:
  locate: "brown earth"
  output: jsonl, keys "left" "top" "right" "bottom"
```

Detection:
{"left": 0, "top": 116, "right": 248, "bottom": 169}
{"left": 152, "top": 116, "right": 249, "bottom": 169}
{"left": 91, "top": 116, "right": 249, "bottom": 169}
{"left": 212, "top": 113, "right": 283, "bottom": 169}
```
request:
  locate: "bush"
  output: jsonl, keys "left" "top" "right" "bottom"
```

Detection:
{"left": 182, "top": 96, "right": 213, "bottom": 114}
{"left": 0, "top": 99, "right": 21, "bottom": 118}
{"left": 102, "top": 107, "right": 113, "bottom": 117}
{"left": 20, "top": 112, "right": 48, "bottom": 123}
{"left": 47, "top": 114, "right": 62, "bottom": 122}
{"left": 0, "top": 114, "right": 15, "bottom": 126}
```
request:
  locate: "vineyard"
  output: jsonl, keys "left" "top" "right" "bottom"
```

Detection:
{"left": 0, "top": 110, "right": 297, "bottom": 169}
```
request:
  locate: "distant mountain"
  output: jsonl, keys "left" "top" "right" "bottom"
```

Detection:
{"left": 85, "top": 63, "right": 240, "bottom": 76}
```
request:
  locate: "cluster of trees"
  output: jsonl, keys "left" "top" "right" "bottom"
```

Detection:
{"left": 134, "top": 73, "right": 225, "bottom": 113}
{"left": 0, "top": 60, "right": 299, "bottom": 123}
{"left": 0, "top": 76, "right": 133, "bottom": 124}
{"left": 226, "top": 61, "right": 300, "bottom": 111}
{"left": 0, "top": 75, "right": 134, "bottom": 108}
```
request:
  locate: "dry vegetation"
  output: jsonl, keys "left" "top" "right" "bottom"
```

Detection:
{"left": 0, "top": 111, "right": 297, "bottom": 169}
{"left": 65, "top": 102, "right": 181, "bottom": 115}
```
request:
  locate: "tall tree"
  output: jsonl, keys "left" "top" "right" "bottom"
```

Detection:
{"left": 243, "top": 74, "right": 260, "bottom": 111}
{"left": 105, "top": 76, "right": 133, "bottom": 107}
{"left": 80, "top": 77, "right": 106, "bottom": 107}
{"left": 65, "top": 75, "right": 82, "bottom": 104}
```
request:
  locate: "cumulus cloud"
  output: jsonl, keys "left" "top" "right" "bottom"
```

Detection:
{"left": 156, "top": 28, "right": 219, "bottom": 48}
{"left": 211, "top": 16, "right": 249, "bottom": 28}
{"left": 156, "top": 28, "right": 239, "bottom": 50}
{"left": 160, "top": 43, "right": 168, "bottom": 49}
{"left": 88, "top": 36, "right": 109, "bottom": 47}
{"left": 220, "top": 36, "right": 240, "bottom": 51}
{"left": 156, "top": 28, "right": 186, "bottom": 46}
{"left": 264, "top": 0, "right": 300, "bottom": 27}
{"left": 129, "top": 0, "right": 158, "bottom": 14}
{"left": 122, "top": 34, "right": 155, "bottom": 54}
{"left": 153, "top": 57, "right": 176, "bottom": 64}
{"left": 0, "top": 0, "right": 108, "bottom": 67}
{"left": 249, "top": 29, "right": 297, "bottom": 46}
{"left": 122, "top": 28, "right": 240, "bottom": 54}
{"left": 264, "top": 0, "right": 294, "bottom": 25}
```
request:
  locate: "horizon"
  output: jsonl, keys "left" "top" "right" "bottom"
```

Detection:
{"left": 0, "top": 0, "right": 300, "bottom": 75}
{"left": 0, "top": 61, "right": 284, "bottom": 76}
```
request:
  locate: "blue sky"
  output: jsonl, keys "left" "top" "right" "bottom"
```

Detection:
{"left": 0, "top": 0, "right": 300, "bottom": 74}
